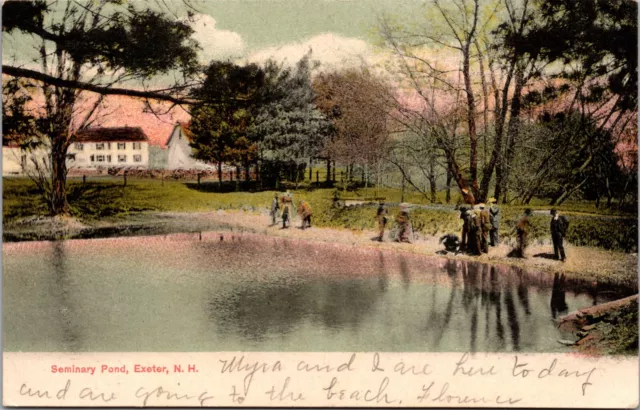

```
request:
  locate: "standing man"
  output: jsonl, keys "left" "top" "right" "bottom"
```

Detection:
{"left": 466, "top": 208, "right": 482, "bottom": 255}
{"left": 281, "top": 194, "right": 292, "bottom": 229}
{"left": 550, "top": 209, "right": 568, "bottom": 261}
{"left": 488, "top": 198, "right": 500, "bottom": 246}
{"left": 515, "top": 209, "right": 533, "bottom": 258}
{"left": 477, "top": 203, "right": 491, "bottom": 253}
{"left": 270, "top": 193, "right": 280, "bottom": 226}
{"left": 459, "top": 206, "right": 469, "bottom": 251}
{"left": 396, "top": 205, "right": 412, "bottom": 243}
{"left": 376, "top": 202, "right": 388, "bottom": 242}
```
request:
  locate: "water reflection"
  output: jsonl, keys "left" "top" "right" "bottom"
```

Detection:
{"left": 3, "top": 233, "right": 631, "bottom": 352}
{"left": 551, "top": 273, "right": 569, "bottom": 319}
{"left": 50, "top": 241, "right": 82, "bottom": 351}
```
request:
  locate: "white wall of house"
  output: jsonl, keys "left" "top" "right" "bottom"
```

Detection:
{"left": 68, "top": 141, "right": 149, "bottom": 168}
{"left": 166, "top": 125, "right": 214, "bottom": 170}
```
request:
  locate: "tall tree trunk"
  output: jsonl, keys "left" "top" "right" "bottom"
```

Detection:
{"left": 496, "top": 66, "right": 525, "bottom": 203}
{"left": 445, "top": 165, "right": 452, "bottom": 204}
{"left": 428, "top": 157, "right": 437, "bottom": 203}
{"left": 309, "top": 158, "right": 312, "bottom": 181}
{"left": 50, "top": 135, "right": 70, "bottom": 215}
{"left": 475, "top": 40, "right": 490, "bottom": 169}
{"left": 218, "top": 161, "right": 222, "bottom": 183}
{"left": 462, "top": 43, "right": 479, "bottom": 198}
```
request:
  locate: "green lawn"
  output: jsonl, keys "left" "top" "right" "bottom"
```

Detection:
{"left": 3, "top": 176, "right": 638, "bottom": 252}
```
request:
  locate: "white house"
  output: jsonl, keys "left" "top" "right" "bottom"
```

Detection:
{"left": 68, "top": 127, "right": 150, "bottom": 169}
{"left": 2, "top": 127, "right": 150, "bottom": 176}
{"left": 165, "top": 122, "right": 218, "bottom": 170}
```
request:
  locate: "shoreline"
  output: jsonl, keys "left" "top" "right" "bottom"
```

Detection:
{"left": 3, "top": 209, "right": 638, "bottom": 291}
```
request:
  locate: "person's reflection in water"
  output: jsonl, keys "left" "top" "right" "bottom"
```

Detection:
{"left": 515, "top": 268, "right": 531, "bottom": 315}
{"left": 399, "top": 257, "right": 411, "bottom": 290}
{"left": 376, "top": 251, "right": 389, "bottom": 293}
{"left": 504, "top": 288, "right": 521, "bottom": 351}
{"left": 51, "top": 241, "right": 81, "bottom": 351}
{"left": 489, "top": 266, "right": 505, "bottom": 349}
{"left": 550, "top": 273, "right": 569, "bottom": 319}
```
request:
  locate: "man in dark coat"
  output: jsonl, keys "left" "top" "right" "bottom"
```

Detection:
{"left": 466, "top": 208, "right": 482, "bottom": 256}
{"left": 550, "top": 209, "right": 568, "bottom": 261}
{"left": 488, "top": 198, "right": 500, "bottom": 246}
{"left": 459, "top": 206, "right": 469, "bottom": 251}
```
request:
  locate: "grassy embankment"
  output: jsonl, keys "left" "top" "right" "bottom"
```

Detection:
{"left": 4, "top": 176, "right": 638, "bottom": 253}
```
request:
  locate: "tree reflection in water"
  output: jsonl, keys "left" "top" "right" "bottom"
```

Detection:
{"left": 51, "top": 241, "right": 82, "bottom": 351}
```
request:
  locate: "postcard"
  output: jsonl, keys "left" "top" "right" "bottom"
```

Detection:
{"left": 2, "top": 0, "right": 638, "bottom": 407}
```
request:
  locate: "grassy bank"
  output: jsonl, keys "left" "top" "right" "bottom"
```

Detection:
{"left": 3, "top": 176, "right": 638, "bottom": 252}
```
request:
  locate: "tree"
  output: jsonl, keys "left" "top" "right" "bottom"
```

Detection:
{"left": 250, "top": 55, "right": 332, "bottom": 185}
{"left": 2, "top": 0, "right": 200, "bottom": 215}
{"left": 189, "top": 61, "right": 265, "bottom": 182}
{"left": 313, "top": 68, "right": 394, "bottom": 189}
{"left": 379, "top": 0, "right": 498, "bottom": 203}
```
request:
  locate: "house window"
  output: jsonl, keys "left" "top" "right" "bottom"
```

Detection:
{"left": 117, "top": 142, "right": 126, "bottom": 150}
{"left": 132, "top": 142, "right": 142, "bottom": 150}
{"left": 75, "top": 143, "right": 84, "bottom": 150}
{"left": 107, "top": 142, "right": 111, "bottom": 149}
{"left": 133, "top": 155, "right": 142, "bottom": 163}
{"left": 96, "top": 143, "right": 105, "bottom": 150}
{"left": 90, "top": 155, "right": 94, "bottom": 162}
{"left": 96, "top": 155, "right": 105, "bottom": 162}
{"left": 107, "top": 155, "right": 112, "bottom": 163}
{"left": 118, "top": 155, "right": 127, "bottom": 163}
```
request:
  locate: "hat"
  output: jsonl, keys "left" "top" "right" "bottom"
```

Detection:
{"left": 461, "top": 188, "right": 469, "bottom": 194}
{"left": 488, "top": 197, "right": 496, "bottom": 203}
{"left": 550, "top": 208, "right": 557, "bottom": 215}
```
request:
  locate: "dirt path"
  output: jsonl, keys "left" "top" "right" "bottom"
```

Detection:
{"left": 4, "top": 209, "right": 637, "bottom": 288}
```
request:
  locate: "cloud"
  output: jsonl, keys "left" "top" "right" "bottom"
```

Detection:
{"left": 243, "top": 33, "right": 375, "bottom": 70}
{"left": 190, "top": 14, "right": 246, "bottom": 63}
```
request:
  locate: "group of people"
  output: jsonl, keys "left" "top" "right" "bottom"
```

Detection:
{"left": 458, "top": 198, "right": 501, "bottom": 255}
{"left": 270, "top": 192, "right": 313, "bottom": 230}
{"left": 457, "top": 203, "right": 569, "bottom": 261}
{"left": 375, "top": 199, "right": 569, "bottom": 262}
{"left": 376, "top": 203, "right": 413, "bottom": 243}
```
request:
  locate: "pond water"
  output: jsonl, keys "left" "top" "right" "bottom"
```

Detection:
{"left": 2, "top": 232, "right": 629, "bottom": 352}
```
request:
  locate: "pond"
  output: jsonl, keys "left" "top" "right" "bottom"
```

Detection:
{"left": 2, "top": 232, "right": 630, "bottom": 352}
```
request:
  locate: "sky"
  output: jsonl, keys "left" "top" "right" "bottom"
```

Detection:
{"left": 2, "top": 0, "right": 430, "bottom": 146}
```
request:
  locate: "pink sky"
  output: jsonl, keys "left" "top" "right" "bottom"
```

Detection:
{"left": 79, "top": 95, "right": 190, "bottom": 147}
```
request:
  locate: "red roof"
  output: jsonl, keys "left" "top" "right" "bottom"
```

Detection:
{"left": 75, "top": 127, "right": 149, "bottom": 143}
